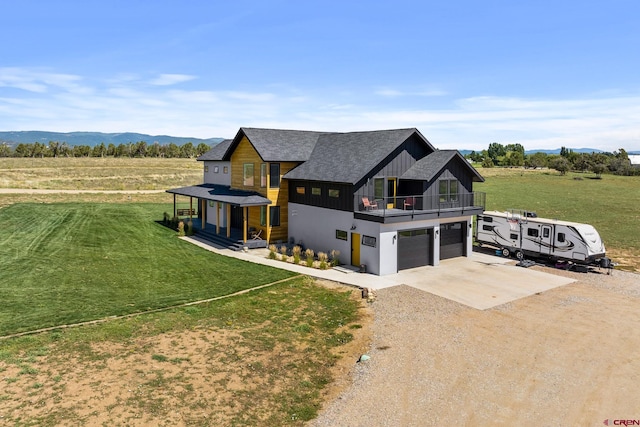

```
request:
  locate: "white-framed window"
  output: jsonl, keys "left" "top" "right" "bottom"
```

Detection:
{"left": 243, "top": 163, "right": 254, "bottom": 186}
{"left": 214, "top": 166, "right": 219, "bottom": 173}
{"left": 336, "top": 230, "right": 348, "bottom": 240}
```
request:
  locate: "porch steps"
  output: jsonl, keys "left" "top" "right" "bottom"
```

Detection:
{"left": 194, "top": 228, "right": 268, "bottom": 251}
{"left": 195, "top": 228, "right": 244, "bottom": 251}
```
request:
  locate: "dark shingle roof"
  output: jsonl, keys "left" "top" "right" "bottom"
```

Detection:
{"left": 166, "top": 184, "right": 271, "bottom": 206}
{"left": 401, "top": 150, "right": 484, "bottom": 182}
{"left": 197, "top": 139, "right": 232, "bottom": 161}
{"left": 237, "top": 128, "right": 326, "bottom": 162}
{"left": 284, "top": 128, "right": 429, "bottom": 184}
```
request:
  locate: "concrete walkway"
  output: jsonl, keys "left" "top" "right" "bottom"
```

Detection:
{"left": 182, "top": 236, "right": 575, "bottom": 310}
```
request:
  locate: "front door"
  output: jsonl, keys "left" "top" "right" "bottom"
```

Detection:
{"left": 351, "top": 232, "right": 361, "bottom": 266}
{"left": 540, "top": 225, "right": 553, "bottom": 255}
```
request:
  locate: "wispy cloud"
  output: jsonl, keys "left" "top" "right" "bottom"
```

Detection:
{"left": 0, "top": 67, "right": 638, "bottom": 151}
{"left": 149, "top": 74, "right": 196, "bottom": 86}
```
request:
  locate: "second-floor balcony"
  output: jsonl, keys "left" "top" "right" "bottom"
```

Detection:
{"left": 354, "top": 192, "right": 486, "bottom": 223}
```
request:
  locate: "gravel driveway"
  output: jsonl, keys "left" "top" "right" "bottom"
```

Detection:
{"left": 309, "top": 267, "right": 640, "bottom": 427}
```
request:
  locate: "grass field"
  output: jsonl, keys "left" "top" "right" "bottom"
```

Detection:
{"left": 0, "top": 157, "right": 202, "bottom": 190}
{"left": 0, "top": 203, "right": 296, "bottom": 336}
{"left": 475, "top": 167, "right": 640, "bottom": 270}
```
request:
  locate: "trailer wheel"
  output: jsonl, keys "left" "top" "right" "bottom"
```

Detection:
{"left": 501, "top": 248, "right": 510, "bottom": 258}
{"left": 515, "top": 250, "right": 524, "bottom": 260}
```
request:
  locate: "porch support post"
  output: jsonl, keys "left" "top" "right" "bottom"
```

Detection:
{"left": 266, "top": 203, "right": 271, "bottom": 243}
{"left": 173, "top": 194, "right": 176, "bottom": 218}
{"left": 243, "top": 207, "right": 248, "bottom": 243}
{"left": 226, "top": 204, "right": 231, "bottom": 238}
{"left": 201, "top": 199, "right": 205, "bottom": 230}
{"left": 189, "top": 197, "right": 193, "bottom": 220}
{"left": 216, "top": 202, "right": 220, "bottom": 235}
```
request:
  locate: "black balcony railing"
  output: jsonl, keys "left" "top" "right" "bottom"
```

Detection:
{"left": 356, "top": 192, "right": 486, "bottom": 216}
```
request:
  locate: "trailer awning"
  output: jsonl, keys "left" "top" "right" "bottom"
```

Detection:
{"left": 166, "top": 184, "right": 271, "bottom": 207}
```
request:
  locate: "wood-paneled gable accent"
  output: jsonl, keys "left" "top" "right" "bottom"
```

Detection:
{"left": 231, "top": 136, "right": 264, "bottom": 193}
{"left": 229, "top": 136, "right": 299, "bottom": 243}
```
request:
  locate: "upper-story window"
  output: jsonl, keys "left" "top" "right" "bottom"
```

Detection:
{"left": 374, "top": 178, "right": 384, "bottom": 199}
{"left": 438, "top": 179, "right": 459, "bottom": 203}
{"left": 270, "top": 163, "right": 280, "bottom": 188}
{"left": 214, "top": 166, "right": 219, "bottom": 173}
{"left": 243, "top": 163, "right": 254, "bottom": 186}
{"left": 260, "top": 163, "right": 267, "bottom": 187}
{"left": 223, "top": 166, "right": 228, "bottom": 174}
{"left": 205, "top": 166, "right": 209, "bottom": 173}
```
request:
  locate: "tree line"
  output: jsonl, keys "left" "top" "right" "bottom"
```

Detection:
{"left": 466, "top": 142, "right": 638, "bottom": 176}
{"left": 0, "top": 140, "right": 212, "bottom": 158}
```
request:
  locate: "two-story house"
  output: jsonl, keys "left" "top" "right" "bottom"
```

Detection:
{"left": 167, "top": 127, "right": 485, "bottom": 275}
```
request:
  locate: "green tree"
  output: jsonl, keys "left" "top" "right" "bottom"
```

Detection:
{"left": 591, "top": 163, "right": 606, "bottom": 178}
{"left": 0, "top": 142, "right": 12, "bottom": 157}
{"left": 92, "top": 142, "right": 106, "bottom": 158}
{"left": 551, "top": 157, "right": 570, "bottom": 175}
{"left": 180, "top": 142, "right": 195, "bottom": 158}
{"left": 487, "top": 142, "right": 506, "bottom": 165}
{"left": 196, "top": 142, "right": 210, "bottom": 157}
{"left": 524, "top": 152, "right": 548, "bottom": 169}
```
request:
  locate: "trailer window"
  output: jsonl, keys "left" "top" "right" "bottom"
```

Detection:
{"left": 527, "top": 228, "right": 539, "bottom": 237}
{"left": 510, "top": 233, "right": 518, "bottom": 240}
{"left": 543, "top": 228, "right": 550, "bottom": 238}
{"left": 557, "top": 233, "right": 565, "bottom": 242}
{"left": 482, "top": 225, "right": 493, "bottom": 231}
{"left": 482, "top": 216, "right": 493, "bottom": 223}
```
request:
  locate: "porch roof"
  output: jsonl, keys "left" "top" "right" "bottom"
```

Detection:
{"left": 166, "top": 184, "right": 271, "bottom": 207}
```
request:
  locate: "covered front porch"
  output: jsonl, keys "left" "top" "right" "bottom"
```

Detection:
{"left": 166, "top": 184, "right": 271, "bottom": 248}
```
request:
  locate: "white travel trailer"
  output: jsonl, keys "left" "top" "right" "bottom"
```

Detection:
{"left": 476, "top": 210, "right": 610, "bottom": 266}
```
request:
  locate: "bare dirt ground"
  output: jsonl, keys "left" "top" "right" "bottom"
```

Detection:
{"left": 0, "top": 280, "right": 372, "bottom": 426}
{"left": 310, "top": 267, "right": 640, "bottom": 427}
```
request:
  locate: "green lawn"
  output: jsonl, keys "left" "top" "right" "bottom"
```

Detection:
{"left": 0, "top": 203, "right": 295, "bottom": 336}
{"left": 475, "top": 169, "right": 640, "bottom": 253}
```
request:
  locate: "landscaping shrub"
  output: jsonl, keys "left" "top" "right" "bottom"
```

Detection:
{"left": 177, "top": 221, "right": 185, "bottom": 236}
{"left": 317, "top": 252, "right": 328, "bottom": 270}
{"left": 305, "top": 249, "right": 315, "bottom": 267}
{"left": 279, "top": 245, "right": 288, "bottom": 261}
{"left": 292, "top": 245, "right": 301, "bottom": 264}
{"left": 268, "top": 244, "right": 277, "bottom": 260}
{"left": 186, "top": 219, "right": 194, "bottom": 236}
{"left": 330, "top": 249, "right": 341, "bottom": 266}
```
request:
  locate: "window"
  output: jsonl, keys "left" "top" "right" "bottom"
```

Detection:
{"left": 527, "top": 228, "right": 539, "bottom": 237}
{"left": 209, "top": 200, "right": 215, "bottom": 207}
{"left": 214, "top": 166, "right": 219, "bottom": 173}
{"left": 482, "top": 216, "right": 493, "bottom": 223}
{"left": 270, "top": 163, "right": 280, "bottom": 188}
{"left": 482, "top": 225, "right": 493, "bottom": 231}
{"left": 543, "top": 228, "right": 550, "bottom": 238}
{"left": 329, "top": 189, "right": 340, "bottom": 198}
{"left": 260, "top": 163, "right": 267, "bottom": 187}
{"left": 205, "top": 165, "right": 209, "bottom": 173}
{"left": 362, "top": 235, "right": 376, "bottom": 247}
{"left": 243, "top": 164, "right": 254, "bottom": 186}
{"left": 223, "top": 166, "right": 228, "bottom": 174}
{"left": 336, "top": 230, "right": 348, "bottom": 240}
{"left": 270, "top": 206, "right": 280, "bottom": 226}
{"left": 439, "top": 179, "right": 459, "bottom": 203}
{"left": 510, "top": 233, "right": 518, "bottom": 240}
{"left": 260, "top": 206, "right": 266, "bottom": 226}
{"left": 296, "top": 186, "right": 305, "bottom": 195}
{"left": 374, "top": 178, "right": 384, "bottom": 199}
{"left": 450, "top": 181, "right": 458, "bottom": 201}
{"left": 557, "top": 233, "right": 565, "bottom": 242}
{"left": 312, "top": 187, "right": 321, "bottom": 196}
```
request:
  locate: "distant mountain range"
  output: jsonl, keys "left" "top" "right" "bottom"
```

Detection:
{"left": 0, "top": 131, "right": 224, "bottom": 147}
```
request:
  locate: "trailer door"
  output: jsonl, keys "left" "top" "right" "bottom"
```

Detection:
{"left": 540, "top": 225, "right": 553, "bottom": 255}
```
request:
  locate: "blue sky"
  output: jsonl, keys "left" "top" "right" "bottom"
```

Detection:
{"left": 1, "top": 0, "right": 639, "bottom": 151}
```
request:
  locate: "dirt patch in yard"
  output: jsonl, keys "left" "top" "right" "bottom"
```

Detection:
{"left": 0, "top": 280, "right": 373, "bottom": 426}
